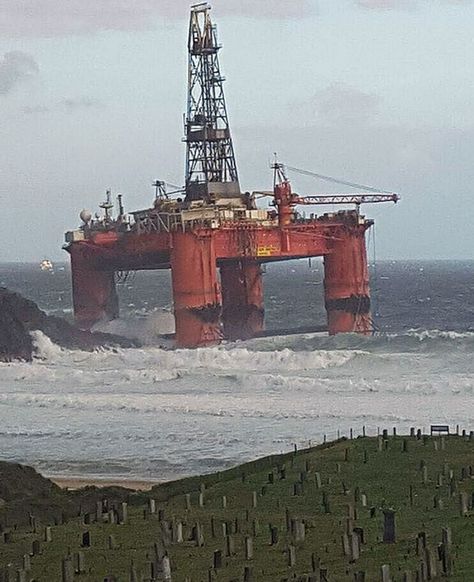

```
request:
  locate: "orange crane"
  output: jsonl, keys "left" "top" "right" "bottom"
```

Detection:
{"left": 256, "top": 162, "right": 399, "bottom": 227}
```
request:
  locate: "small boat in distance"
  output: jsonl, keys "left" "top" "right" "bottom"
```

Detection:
{"left": 40, "top": 259, "right": 54, "bottom": 272}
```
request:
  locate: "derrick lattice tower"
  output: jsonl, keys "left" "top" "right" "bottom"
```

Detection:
{"left": 185, "top": 3, "right": 240, "bottom": 202}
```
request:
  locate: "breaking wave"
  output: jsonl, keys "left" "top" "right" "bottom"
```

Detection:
{"left": 1, "top": 327, "right": 473, "bottom": 481}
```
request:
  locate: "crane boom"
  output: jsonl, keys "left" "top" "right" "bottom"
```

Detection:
{"left": 253, "top": 191, "right": 399, "bottom": 206}
{"left": 294, "top": 193, "right": 399, "bottom": 206}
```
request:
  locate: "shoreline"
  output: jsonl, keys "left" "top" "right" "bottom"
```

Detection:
{"left": 50, "top": 476, "right": 160, "bottom": 491}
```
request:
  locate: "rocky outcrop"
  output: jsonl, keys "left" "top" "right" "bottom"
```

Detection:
{"left": 0, "top": 288, "right": 137, "bottom": 362}
{"left": 0, "top": 461, "right": 137, "bottom": 527}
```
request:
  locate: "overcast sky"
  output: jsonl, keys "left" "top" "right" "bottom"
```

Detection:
{"left": 1, "top": 0, "right": 473, "bottom": 261}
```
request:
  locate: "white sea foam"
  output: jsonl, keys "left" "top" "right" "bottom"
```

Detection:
{"left": 1, "top": 329, "right": 473, "bottom": 480}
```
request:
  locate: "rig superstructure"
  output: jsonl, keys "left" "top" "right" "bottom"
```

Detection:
{"left": 65, "top": 3, "right": 398, "bottom": 348}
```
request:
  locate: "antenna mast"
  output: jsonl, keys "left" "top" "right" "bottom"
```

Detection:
{"left": 185, "top": 3, "right": 240, "bottom": 202}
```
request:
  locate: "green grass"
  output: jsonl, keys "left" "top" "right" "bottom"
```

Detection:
{"left": 1, "top": 435, "right": 474, "bottom": 581}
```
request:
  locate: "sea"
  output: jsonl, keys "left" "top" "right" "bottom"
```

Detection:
{"left": 0, "top": 260, "right": 473, "bottom": 483}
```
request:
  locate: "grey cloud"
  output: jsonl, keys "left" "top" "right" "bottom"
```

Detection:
{"left": 355, "top": 0, "right": 470, "bottom": 9}
{"left": 22, "top": 98, "right": 103, "bottom": 115}
{"left": 308, "top": 83, "right": 381, "bottom": 124}
{"left": 0, "top": 51, "right": 38, "bottom": 95}
{"left": 0, "top": 0, "right": 314, "bottom": 38}
{"left": 59, "top": 98, "right": 104, "bottom": 112}
{"left": 355, "top": 0, "right": 412, "bottom": 8}
{"left": 22, "top": 105, "right": 50, "bottom": 115}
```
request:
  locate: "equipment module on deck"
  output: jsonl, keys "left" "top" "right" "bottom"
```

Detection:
{"left": 64, "top": 3, "right": 398, "bottom": 348}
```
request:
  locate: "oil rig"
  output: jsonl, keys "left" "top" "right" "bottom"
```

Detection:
{"left": 64, "top": 3, "right": 398, "bottom": 348}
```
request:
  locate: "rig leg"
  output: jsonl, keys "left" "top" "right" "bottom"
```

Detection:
{"left": 171, "top": 232, "right": 222, "bottom": 348}
{"left": 324, "top": 228, "right": 372, "bottom": 335}
{"left": 220, "top": 260, "right": 265, "bottom": 341}
{"left": 70, "top": 246, "right": 119, "bottom": 330}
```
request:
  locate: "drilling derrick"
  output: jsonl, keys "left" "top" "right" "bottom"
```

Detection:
{"left": 64, "top": 4, "right": 399, "bottom": 348}
{"left": 186, "top": 3, "right": 240, "bottom": 203}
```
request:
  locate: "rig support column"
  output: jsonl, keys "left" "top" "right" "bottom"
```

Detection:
{"left": 171, "top": 232, "right": 222, "bottom": 348}
{"left": 70, "top": 246, "right": 119, "bottom": 330}
{"left": 221, "top": 260, "right": 264, "bottom": 340}
{"left": 324, "top": 227, "right": 372, "bottom": 335}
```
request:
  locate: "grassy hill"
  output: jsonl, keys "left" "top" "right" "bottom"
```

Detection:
{"left": 1, "top": 433, "right": 474, "bottom": 580}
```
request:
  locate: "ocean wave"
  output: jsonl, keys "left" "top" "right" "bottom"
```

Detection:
{"left": 246, "top": 329, "right": 474, "bottom": 354}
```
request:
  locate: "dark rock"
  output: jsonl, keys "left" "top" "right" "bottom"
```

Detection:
{"left": 0, "top": 288, "right": 138, "bottom": 362}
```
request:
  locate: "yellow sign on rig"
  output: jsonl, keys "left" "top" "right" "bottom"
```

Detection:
{"left": 257, "top": 245, "right": 278, "bottom": 257}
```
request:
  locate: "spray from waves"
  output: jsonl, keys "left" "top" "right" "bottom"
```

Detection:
{"left": 245, "top": 328, "right": 474, "bottom": 354}
{"left": 31, "top": 330, "right": 64, "bottom": 360}
{"left": 93, "top": 310, "right": 175, "bottom": 345}
{"left": 22, "top": 331, "right": 364, "bottom": 373}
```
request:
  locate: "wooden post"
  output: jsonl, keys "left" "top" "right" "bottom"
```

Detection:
{"left": 61, "top": 556, "right": 74, "bottom": 582}
{"left": 81, "top": 531, "right": 91, "bottom": 548}
{"left": 421, "top": 465, "right": 428, "bottom": 485}
{"left": 120, "top": 502, "right": 128, "bottom": 524}
{"left": 252, "top": 518, "right": 259, "bottom": 537}
{"left": 75, "top": 552, "right": 86, "bottom": 575}
{"left": 129, "top": 561, "right": 138, "bottom": 582}
{"left": 174, "top": 521, "right": 183, "bottom": 543}
{"left": 459, "top": 492, "right": 469, "bottom": 516}
{"left": 315, "top": 472, "right": 322, "bottom": 489}
{"left": 213, "top": 550, "right": 222, "bottom": 569}
{"left": 424, "top": 547, "right": 437, "bottom": 579}
{"left": 351, "top": 532, "right": 360, "bottom": 561}
{"left": 295, "top": 520, "right": 305, "bottom": 543}
{"left": 288, "top": 545, "right": 296, "bottom": 567}
{"left": 96, "top": 501, "right": 102, "bottom": 522}
{"left": 162, "top": 556, "right": 172, "bottom": 582}
{"left": 322, "top": 492, "right": 331, "bottom": 513}
{"left": 194, "top": 522, "right": 204, "bottom": 547}
{"left": 347, "top": 503, "right": 356, "bottom": 520}
{"left": 381, "top": 564, "right": 391, "bottom": 582}
{"left": 342, "top": 534, "right": 351, "bottom": 557}
{"left": 440, "top": 527, "right": 453, "bottom": 575}
{"left": 245, "top": 536, "right": 253, "bottom": 560}
{"left": 416, "top": 532, "right": 427, "bottom": 555}
{"left": 3, "top": 532, "right": 12, "bottom": 544}
{"left": 383, "top": 509, "right": 396, "bottom": 543}
{"left": 31, "top": 540, "right": 41, "bottom": 556}
{"left": 149, "top": 499, "right": 156, "bottom": 514}
{"left": 270, "top": 527, "right": 279, "bottom": 546}
{"left": 225, "top": 535, "right": 235, "bottom": 556}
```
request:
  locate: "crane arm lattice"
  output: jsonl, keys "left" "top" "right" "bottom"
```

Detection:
{"left": 294, "top": 193, "right": 399, "bottom": 206}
